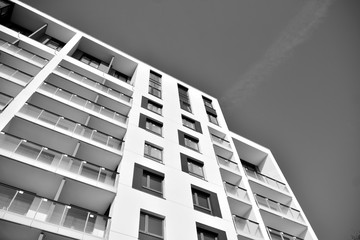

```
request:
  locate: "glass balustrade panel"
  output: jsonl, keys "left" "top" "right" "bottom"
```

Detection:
{"left": 7, "top": 191, "right": 35, "bottom": 215}
{"left": 0, "top": 133, "right": 20, "bottom": 154}
{"left": 0, "top": 185, "right": 16, "bottom": 209}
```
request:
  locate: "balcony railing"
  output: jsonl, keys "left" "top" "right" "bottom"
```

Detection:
{"left": 233, "top": 215, "right": 263, "bottom": 239}
{"left": 268, "top": 227, "right": 304, "bottom": 240}
{"left": 54, "top": 66, "right": 132, "bottom": 103}
{"left": 38, "top": 82, "right": 128, "bottom": 125}
{"left": 244, "top": 168, "right": 288, "bottom": 193}
{"left": 0, "top": 92, "right": 13, "bottom": 111}
{"left": 0, "top": 63, "right": 33, "bottom": 86}
{"left": 210, "top": 134, "right": 231, "bottom": 148}
{"left": 0, "top": 132, "right": 118, "bottom": 187}
{"left": 17, "top": 103, "right": 123, "bottom": 153}
{"left": 0, "top": 39, "right": 49, "bottom": 67}
{"left": 0, "top": 183, "right": 110, "bottom": 238}
{"left": 224, "top": 182, "right": 250, "bottom": 203}
{"left": 255, "top": 194, "right": 304, "bottom": 223}
{"left": 216, "top": 155, "right": 240, "bottom": 173}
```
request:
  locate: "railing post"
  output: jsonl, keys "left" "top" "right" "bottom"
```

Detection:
{"left": 59, "top": 205, "right": 70, "bottom": 226}
{"left": 83, "top": 211, "right": 90, "bottom": 233}
{"left": 6, "top": 190, "right": 21, "bottom": 211}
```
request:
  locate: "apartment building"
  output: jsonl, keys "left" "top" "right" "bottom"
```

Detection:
{"left": 0, "top": 1, "right": 318, "bottom": 240}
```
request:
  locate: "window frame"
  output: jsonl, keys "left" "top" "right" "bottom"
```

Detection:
{"left": 192, "top": 189, "right": 212, "bottom": 214}
{"left": 196, "top": 222, "right": 227, "bottom": 240}
{"left": 184, "top": 135, "right": 199, "bottom": 151}
{"left": 139, "top": 211, "right": 164, "bottom": 239}
{"left": 149, "top": 71, "right": 162, "bottom": 99}
{"left": 142, "top": 170, "right": 163, "bottom": 195}
{"left": 147, "top": 100, "right": 162, "bottom": 115}
{"left": 80, "top": 53, "right": 101, "bottom": 69}
{"left": 207, "top": 112, "right": 219, "bottom": 125}
{"left": 178, "top": 84, "right": 192, "bottom": 112}
{"left": 144, "top": 142, "right": 163, "bottom": 162}
{"left": 133, "top": 163, "right": 165, "bottom": 198}
{"left": 182, "top": 116, "right": 196, "bottom": 130}
{"left": 145, "top": 118, "right": 162, "bottom": 135}
{"left": 187, "top": 159, "right": 205, "bottom": 179}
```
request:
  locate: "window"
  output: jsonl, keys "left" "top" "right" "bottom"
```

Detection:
{"left": 207, "top": 112, "right": 218, "bottom": 125}
{"left": 141, "top": 96, "right": 162, "bottom": 115}
{"left": 146, "top": 119, "right": 162, "bottom": 135}
{"left": 133, "top": 163, "right": 164, "bottom": 197}
{"left": 139, "top": 211, "right": 164, "bottom": 239}
{"left": 149, "top": 71, "right": 162, "bottom": 98}
{"left": 139, "top": 114, "right": 163, "bottom": 136}
{"left": 109, "top": 68, "right": 130, "bottom": 83}
{"left": 80, "top": 54, "right": 101, "bottom": 69}
{"left": 144, "top": 142, "right": 163, "bottom": 162}
{"left": 182, "top": 116, "right": 195, "bottom": 130}
{"left": 178, "top": 130, "right": 199, "bottom": 151}
{"left": 142, "top": 170, "right": 163, "bottom": 194}
{"left": 191, "top": 185, "right": 222, "bottom": 217}
{"left": 40, "top": 35, "right": 64, "bottom": 51}
{"left": 182, "top": 115, "right": 202, "bottom": 133}
{"left": 192, "top": 189, "right": 212, "bottom": 213}
{"left": 147, "top": 101, "right": 162, "bottom": 115}
{"left": 198, "top": 229, "right": 218, "bottom": 240}
{"left": 185, "top": 135, "right": 199, "bottom": 151}
{"left": 188, "top": 160, "right": 204, "bottom": 178}
{"left": 202, "top": 97, "right": 214, "bottom": 109}
{"left": 180, "top": 153, "right": 204, "bottom": 179}
{"left": 178, "top": 84, "right": 191, "bottom": 112}
{"left": 196, "top": 223, "right": 227, "bottom": 240}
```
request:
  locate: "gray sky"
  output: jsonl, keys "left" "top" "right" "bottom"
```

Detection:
{"left": 21, "top": 0, "right": 360, "bottom": 239}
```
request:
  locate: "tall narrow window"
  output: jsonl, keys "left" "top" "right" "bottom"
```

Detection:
{"left": 139, "top": 211, "right": 164, "bottom": 239}
{"left": 207, "top": 112, "right": 218, "bottom": 125}
{"left": 197, "top": 228, "right": 218, "bottom": 240}
{"left": 188, "top": 160, "right": 204, "bottom": 178}
{"left": 149, "top": 71, "right": 162, "bottom": 98}
{"left": 178, "top": 84, "right": 191, "bottom": 112}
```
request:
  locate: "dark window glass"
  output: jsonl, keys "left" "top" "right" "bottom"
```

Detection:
{"left": 144, "top": 142, "right": 163, "bottom": 161}
{"left": 139, "top": 212, "right": 164, "bottom": 238}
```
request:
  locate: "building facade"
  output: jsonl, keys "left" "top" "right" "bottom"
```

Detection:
{"left": 0, "top": 1, "right": 318, "bottom": 240}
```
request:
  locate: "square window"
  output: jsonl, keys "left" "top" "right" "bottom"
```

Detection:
{"left": 185, "top": 135, "right": 199, "bottom": 151}
{"left": 133, "top": 163, "right": 164, "bottom": 198}
{"left": 139, "top": 211, "right": 164, "bottom": 239}
{"left": 207, "top": 113, "right": 218, "bottom": 125}
{"left": 196, "top": 223, "right": 227, "bottom": 240}
{"left": 142, "top": 170, "right": 163, "bottom": 194}
{"left": 147, "top": 101, "right": 162, "bottom": 115}
{"left": 144, "top": 142, "right": 163, "bottom": 162}
{"left": 192, "top": 189, "right": 212, "bottom": 213}
{"left": 188, "top": 160, "right": 204, "bottom": 178}
{"left": 146, "top": 119, "right": 162, "bottom": 135}
{"left": 182, "top": 116, "right": 196, "bottom": 130}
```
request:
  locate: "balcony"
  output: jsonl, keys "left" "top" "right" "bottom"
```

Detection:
{"left": 233, "top": 215, "right": 263, "bottom": 240}
{"left": 0, "top": 92, "right": 12, "bottom": 111}
{"left": 0, "top": 132, "right": 118, "bottom": 190}
{"left": 54, "top": 65, "right": 132, "bottom": 104}
{"left": 0, "top": 39, "right": 49, "bottom": 68}
{"left": 268, "top": 227, "right": 304, "bottom": 240}
{"left": 0, "top": 182, "right": 110, "bottom": 239}
{"left": 224, "top": 182, "right": 250, "bottom": 203}
{"left": 0, "top": 63, "right": 33, "bottom": 86}
{"left": 37, "top": 82, "right": 128, "bottom": 126}
{"left": 224, "top": 182, "right": 252, "bottom": 217}
{"left": 211, "top": 133, "right": 231, "bottom": 149}
{"left": 16, "top": 103, "right": 123, "bottom": 154}
{"left": 217, "top": 155, "right": 240, "bottom": 173}
{"left": 255, "top": 194, "right": 304, "bottom": 224}
{"left": 244, "top": 168, "right": 288, "bottom": 193}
